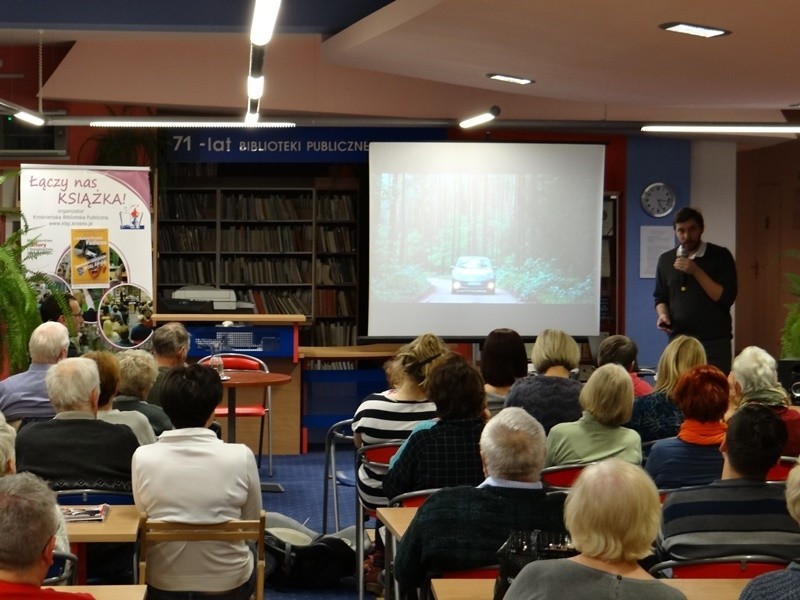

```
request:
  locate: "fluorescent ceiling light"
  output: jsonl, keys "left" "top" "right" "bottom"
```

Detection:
{"left": 247, "top": 75, "right": 265, "bottom": 100}
{"left": 487, "top": 73, "right": 532, "bottom": 85}
{"left": 659, "top": 22, "right": 730, "bottom": 38}
{"left": 89, "top": 119, "right": 294, "bottom": 128}
{"left": 251, "top": 0, "right": 281, "bottom": 45}
{"left": 459, "top": 105, "right": 501, "bottom": 129}
{"left": 244, "top": 111, "right": 259, "bottom": 125}
{"left": 642, "top": 124, "right": 800, "bottom": 134}
{"left": 14, "top": 111, "right": 45, "bottom": 126}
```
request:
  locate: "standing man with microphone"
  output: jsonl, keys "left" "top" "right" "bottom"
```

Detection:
{"left": 654, "top": 207, "right": 738, "bottom": 372}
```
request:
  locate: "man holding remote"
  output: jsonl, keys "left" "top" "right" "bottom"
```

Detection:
{"left": 654, "top": 207, "right": 738, "bottom": 373}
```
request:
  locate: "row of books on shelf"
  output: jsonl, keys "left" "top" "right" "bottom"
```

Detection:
{"left": 161, "top": 193, "right": 216, "bottom": 220}
{"left": 158, "top": 258, "right": 216, "bottom": 285}
{"left": 159, "top": 226, "right": 216, "bottom": 252}
{"left": 304, "top": 360, "right": 358, "bottom": 370}
{"left": 220, "top": 225, "right": 313, "bottom": 253}
{"left": 313, "top": 321, "right": 357, "bottom": 346}
{"left": 236, "top": 289, "right": 312, "bottom": 315}
{"left": 317, "top": 194, "right": 356, "bottom": 221}
{"left": 221, "top": 193, "right": 314, "bottom": 221}
{"left": 315, "top": 258, "right": 357, "bottom": 285}
{"left": 315, "top": 289, "right": 356, "bottom": 317}
{"left": 317, "top": 226, "right": 356, "bottom": 253}
{"left": 221, "top": 257, "right": 311, "bottom": 285}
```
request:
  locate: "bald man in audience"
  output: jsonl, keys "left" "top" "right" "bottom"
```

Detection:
{"left": 0, "top": 472, "right": 95, "bottom": 598}
{"left": 15, "top": 357, "right": 139, "bottom": 492}
{"left": 394, "top": 407, "right": 567, "bottom": 592}
{"left": 0, "top": 322, "right": 69, "bottom": 426}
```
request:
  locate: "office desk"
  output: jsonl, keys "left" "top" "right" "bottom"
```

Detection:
{"left": 377, "top": 506, "right": 418, "bottom": 600}
{"left": 65, "top": 505, "right": 141, "bottom": 584}
{"left": 430, "top": 576, "right": 749, "bottom": 600}
{"left": 44, "top": 585, "right": 147, "bottom": 600}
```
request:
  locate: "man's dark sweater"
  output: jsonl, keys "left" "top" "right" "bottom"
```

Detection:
{"left": 113, "top": 394, "right": 173, "bottom": 435}
{"left": 394, "top": 484, "right": 567, "bottom": 590}
{"left": 15, "top": 412, "right": 139, "bottom": 491}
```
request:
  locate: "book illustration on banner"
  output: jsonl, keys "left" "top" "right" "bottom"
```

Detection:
{"left": 119, "top": 204, "right": 146, "bottom": 230}
{"left": 60, "top": 503, "right": 110, "bottom": 522}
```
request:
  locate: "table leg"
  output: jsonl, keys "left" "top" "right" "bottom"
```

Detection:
{"left": 70, "top": 542, "right": 87, "bottom": 585}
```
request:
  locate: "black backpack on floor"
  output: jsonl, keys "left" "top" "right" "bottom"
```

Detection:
{"left": 264, "top": 531, "right": 356, "bottom": 589}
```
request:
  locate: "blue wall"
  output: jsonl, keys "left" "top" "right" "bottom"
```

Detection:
{"left": 624, "top": 137, "right": 692, "bottom": 368}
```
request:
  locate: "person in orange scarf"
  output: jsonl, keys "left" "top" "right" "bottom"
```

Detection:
{"left": 645, "top": 364, "right": 728, "bottom": 489}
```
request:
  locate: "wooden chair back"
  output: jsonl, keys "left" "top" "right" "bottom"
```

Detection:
{"left": 138, "top": 511, "right": 266, "bottom": 600}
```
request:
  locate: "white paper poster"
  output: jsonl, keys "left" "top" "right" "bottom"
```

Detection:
{"left": 20, "top": 164, "right": 154, "bottom": 348}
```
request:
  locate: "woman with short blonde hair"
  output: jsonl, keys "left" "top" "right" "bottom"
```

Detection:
{"left": 505, "top": 329, "right": 583, "bottom": 433}
{"left": 505, "top": 459, "right": 686, "bottom": 600}
{"left": 545, "top": 364, "right": 641, "bottom": 467}
{"left": 626, "top": 335, "right": 707, "bottom": 443}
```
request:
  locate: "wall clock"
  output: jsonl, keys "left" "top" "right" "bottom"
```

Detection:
{"left": 640, "top": 182, "right": 676, "bottom": 218}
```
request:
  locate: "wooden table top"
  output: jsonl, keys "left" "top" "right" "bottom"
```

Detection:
{"left": 221, "top": 370, "right": 292, "bottom": 388}
{"left": 431, "top": 576, "right": 748, "bottom": 600}
{"left": 376, "top": 506, "right": 417, "bottom": 540}
{"left": 44, "top": 585, "right": 146, "bottom": 599}
{"left": 65, "top": 504, "right": 141, "bottom": 543}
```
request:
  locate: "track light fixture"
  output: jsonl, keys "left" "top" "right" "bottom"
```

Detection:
{"left": 459, "top": 105, "right": 501, "bottom": 128}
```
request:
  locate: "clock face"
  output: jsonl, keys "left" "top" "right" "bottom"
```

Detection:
{"left": 641, "top": 183, "right": 676, "bottom": 218}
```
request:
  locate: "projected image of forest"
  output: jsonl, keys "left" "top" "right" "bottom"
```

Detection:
{"left": 371, "top": 171, "right": 597, "bottom": 305}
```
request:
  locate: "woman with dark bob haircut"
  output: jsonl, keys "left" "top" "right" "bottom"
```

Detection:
{"left": 481, "top": 328, "right": 529, "bottom": 416}
{"left": 383, "top": 352, "right": 487, "bottom": 499}
{"left": 132, "top": 364, "right": 261, "bottom": 599}
{"left": 645, "top": 364, "right": 728, "bottom": 489}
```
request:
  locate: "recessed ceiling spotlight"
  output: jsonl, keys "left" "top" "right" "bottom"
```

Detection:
{"left": 487, "top": 73, "right": 533, "bottom": 86}
{"left": 659, "top": 22, "right": 730, "bottom": 38}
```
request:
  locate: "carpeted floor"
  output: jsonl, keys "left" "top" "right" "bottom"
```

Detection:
{"left": 258, "top": 446, "right": 372, "bottom": 600}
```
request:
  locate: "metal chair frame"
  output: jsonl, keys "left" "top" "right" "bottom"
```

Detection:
{"left": 199, "top": 352, "right": 273, "bottom": 475}
{"left": 355, "top": 442, "right": 402, "bottom": 600}
{"left": 649, "top": 554, "right": 790, "bottom": 579}
{"left": 138, "top": 510, "right": 266, "bottom": 600}
{"left": 322, "top": 418, "right": 355, "bottom": 534}
{"left": 388, "top": 488, "right": 441, "bottom": 508}
{"left": 44, "top": 550, "right": 79, "bottom": 586}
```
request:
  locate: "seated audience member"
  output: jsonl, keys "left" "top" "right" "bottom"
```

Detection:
{"left": 740, "top": 462, "right": 800, "bottom": 599}
{"left": 598, "top": 334, "right": 653, "bottom": 397}
{"left": 0, "top": 412, "right": 69, "bottom": 555}
{"left": 39, "top": 293, "right": 83, "bottom": 357}
{"left": 659, "top": 404, "right": 800, "bottom": 561}
{"left": 85, "top": 351, "right": 156, "bottom": 445}
{"left": 645, "top": 365, "right": 728, "bottom": 488}
{"left": 15, "top": 357, "right": 139, "bottom": 492}
{"left": 505, "top": 460, "right": 685, "bottom": 600}
{"left": 480, "top": 328, "right": 529, "bottom": 416}
{"left": 130, "top": 315, "right": 153, "bottom": 345}
{"left": 383, "top": 352, "right": 487, "bottom": 500}
{"left": 394, "top": 407, "right": 567, "bottom": 591}
{"left": 132, "top": 364, "right": 261, "bottom": 600}
{"left": 146, "top": 323, "right": 190, "bottom": 406}
{"left": 728, "top": 345, "right": 800, "bottom": 456}
{"left": 505, "top": 328, "right": 582, "bottom": 433}
{"left": 626, "top": 335, "right": 707, "bottom": 443}
{"left": 114, "top": 350, "right": 172, "bottom": 435}
{"left": 0, "top": 473, "right": 95, "bottom": 599}
{"left": 545, "top": 363, "right": 642, "bottom": 467}
{"left": 352, "top": 332, "right": 446, "bottom": 509}
{"left": 0, "top": 321, "right": 68, "bottom": 425}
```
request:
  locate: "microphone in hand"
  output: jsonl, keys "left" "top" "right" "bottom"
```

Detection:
{"left": 677, "top": 245, "right": 688, "bottom": 291}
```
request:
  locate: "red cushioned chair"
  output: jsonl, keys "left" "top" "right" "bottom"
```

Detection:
{"left": 355, "top": 442, "right": 402, "bottom": 600}
{"left": 199, "top": 352, "right": 272, "bottom": 475}
{"left": 649, "top": 555, "right": 789, "bottom": 579}
{"left": 540, "top": 463, "right": 595, "bottom": 490}
{"left": 766, "top": 455, "right": 798, "bottom": 482}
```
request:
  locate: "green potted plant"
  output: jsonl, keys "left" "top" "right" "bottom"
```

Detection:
{"left": 781, "top": 254, "right": 800, "bottom": 359}
{"left": 0, "top": 215, "right": 68, "bottom": 374}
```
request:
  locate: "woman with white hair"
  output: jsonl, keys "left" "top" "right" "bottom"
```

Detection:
{"left": 545, "top": 364, "right": 641, "bottom": 467}
{"left": 728, "top": 346, "right": 800, "bottom": 456}
{"left": 505, "top": 459, "right": 686, "bottom": 600}
{"left": 114, "top": 350, "right": 172, "bottom": 435}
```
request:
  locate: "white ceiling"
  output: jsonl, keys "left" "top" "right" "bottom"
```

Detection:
{"left": 2, "top": 0, "right": 800, "bottom": 144}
